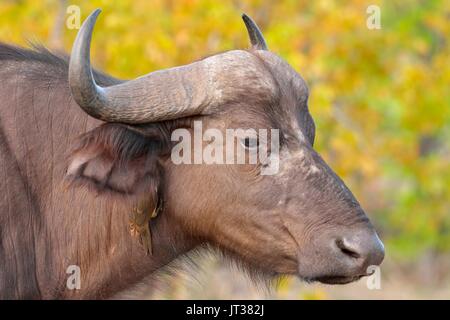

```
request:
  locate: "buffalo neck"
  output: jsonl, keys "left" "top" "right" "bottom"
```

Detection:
{"left": 43, "top": 193, "right": 198, "bottom": 299}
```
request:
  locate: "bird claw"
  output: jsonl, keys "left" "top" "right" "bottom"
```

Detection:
{"left": 129, "top": 200, "right": 155, "bottom": 255}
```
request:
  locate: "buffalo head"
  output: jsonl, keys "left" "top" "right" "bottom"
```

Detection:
{"left": 67, "top": 9, "right": 384, "bottom": 285}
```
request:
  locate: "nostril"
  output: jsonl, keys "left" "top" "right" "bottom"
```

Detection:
{"left": 340, "top": 247, "right": 361, "bottom": 259}
{"left": 335, "top": 239, "right": 361, "bottom": 259}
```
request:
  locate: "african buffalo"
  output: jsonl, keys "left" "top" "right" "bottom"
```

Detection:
{"left": 0, "top": 9, "right": 384, "bottom": 299}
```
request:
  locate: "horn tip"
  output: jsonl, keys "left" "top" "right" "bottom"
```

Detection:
{"left": 88, "top": 8, "right": 102, "bottom": 21}
{"left": 241, "top": 13, "right": 251, "bottom": 23}
{"left": 241, "top": 13, "right": 268, "bottom": 51}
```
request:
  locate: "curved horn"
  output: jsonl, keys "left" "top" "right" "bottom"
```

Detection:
{"left": 69, "top": 9, "right": 216, "bottom": 123}
{"left": 241, "top": 13, "right": 268, "bottom": 50}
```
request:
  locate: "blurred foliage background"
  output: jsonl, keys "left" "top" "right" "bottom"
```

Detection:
{"left": 1, "top": 0, "right": 449, "bottom": 299}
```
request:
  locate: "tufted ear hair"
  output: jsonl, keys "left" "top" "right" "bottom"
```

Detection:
{"left": 66, "top": 123, "right": 169, "bottom": 199}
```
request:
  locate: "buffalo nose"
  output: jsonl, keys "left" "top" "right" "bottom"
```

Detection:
{"left": 335, "top": 231, "right": 385, "bottom": 268}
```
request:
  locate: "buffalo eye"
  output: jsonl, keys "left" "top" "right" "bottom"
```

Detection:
{"left": 240, "top": 136, "right": 259, "bottom": 150}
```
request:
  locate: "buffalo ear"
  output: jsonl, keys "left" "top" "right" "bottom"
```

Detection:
{"left": 66, "top": 124, "right": 165, "bottom": 196}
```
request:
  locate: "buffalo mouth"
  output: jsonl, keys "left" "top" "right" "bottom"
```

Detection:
{"left": 311, "top": 274, "right": 367, "bottom": 285}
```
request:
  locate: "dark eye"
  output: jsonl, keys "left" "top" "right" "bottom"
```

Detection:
{"left": 241, "top": 137, "right": 259, "bottom": 150}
